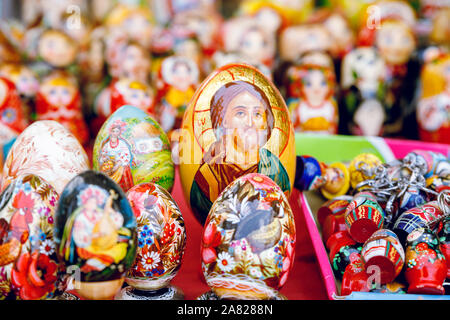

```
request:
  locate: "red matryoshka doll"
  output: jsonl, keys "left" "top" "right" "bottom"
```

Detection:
{"left": 37, "top": 29, "right": 79, "bottom": 77}
{"left": 0, "top": 77, "right": 29, "bottom": 157}
{"left": 110, "top": 78, "right": 155, "bottom": 116}
{"left": 35, "top": 72, "right": 89, "bottom": 146}
{"left": 179, "top": 63, "right": 296, "bottom": 225}
{"left": 416, "top": 52, "right": 450, "bottom": 144}
{"left": 155, "top": 56, "right": 199, "bottom": 133}
{"left": 0, "top": 63, "right": 40, "bottom": 116}
{"left": 340, "top": 47, "right": 388, "bottom": 136}
{"left": 222, "top": 16, "right": 276, "bottom": 72}
{"left": 288, "top": 63, "right": 338, "bottom": 134}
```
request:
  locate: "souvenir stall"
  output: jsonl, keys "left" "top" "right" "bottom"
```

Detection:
{"left": 0, "top": 0, "right": 448, "bottom": 301}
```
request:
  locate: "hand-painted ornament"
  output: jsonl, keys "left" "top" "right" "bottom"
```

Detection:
{"left": 179, "top": 63, "right": 296, "bottom": 225}
{"left": 201, "top": 173, "right": 296, "bottom": 300}
{"left": 116, "top": 183, "right": 186, "bottom": 300}
{"left": 1, "top": 120, "right": 89, "bottom": 195}
{"left": 0, "top": 174, "right": 60, "bottom": 300}
{"left": 54, "top": 170, "right": 137, "bottom": 300}
{"left": 93, "top": 105, "right": 174, "bottom": 193}
{"left": 348, "top": 153, "right": 383, "bottom": 190}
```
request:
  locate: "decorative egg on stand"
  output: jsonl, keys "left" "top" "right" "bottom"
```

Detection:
{"left": 116, "top": 182, "right": 186, "bottom": 300}
{"left": 199, "top": 173, "right": 296, "bottom": 300}
{"left": 0, "top": 174, "right": 60, "bottom": 300}
{"left": 178, "top": 63, "right": 296, "bottom": 225}
{"left": 1, "top": 120, "right": 90, "bottom": 195}
{"left": 53, "top": 170, "right": 137, "bottom": 300}
{"left": 93, "top": 105, "right": 174, "bottom": 194}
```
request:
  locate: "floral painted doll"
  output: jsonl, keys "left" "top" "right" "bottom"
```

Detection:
{"left": 288, "top": 64, "right": 338, "bottom": 134}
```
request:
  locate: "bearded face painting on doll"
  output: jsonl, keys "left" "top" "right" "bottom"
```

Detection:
{"left": 288, "top": 65, "right": 338, "bottom": 134}
{"left": 36, "top": 74, "right": 89, "bottom": 145}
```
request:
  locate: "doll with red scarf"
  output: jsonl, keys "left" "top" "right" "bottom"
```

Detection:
{"left": 36, "top": 72, "right": 89, "bottom": 146}
{"left": 0, "top": 77, "right": 29, "bottom": 158}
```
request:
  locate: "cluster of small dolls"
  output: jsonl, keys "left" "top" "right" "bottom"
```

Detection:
{"left": 296, "top": 149, "right": 450, "bottom": 296}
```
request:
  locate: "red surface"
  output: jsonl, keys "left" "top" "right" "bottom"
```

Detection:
{"left": 170, "top": 167, "right": 328, "bottom": 300}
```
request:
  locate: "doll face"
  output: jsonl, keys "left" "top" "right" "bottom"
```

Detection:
{"left": 122, "top": 86, "right": 153, "bottom": 110}
{"left": 41, "top": 81, "right": 77, "bottom": 107}
{"left": 16, "top": 68, "right": 39, "bottom": 97}
{"left": 240, "top": 28, "right": 273, "bottom": 64}
{"left": 324, "top": 14, "right": 353, "bottom": 54}
{"left": 123, "top": 13, "right": 153, "bottom": 48}
{"left": 302, "top": 69, "right": 329, "bottom": 106}
{"left": 38, "top": 31, "right": 77, "bottom": 67}
{"left": 376, "top": 21, "right": 415, "bottom": 66}
{"left": 223, "top": 90, "right": 269, "bottom": 153}
{"left": 121, "top": 44, "right": 150, "bottom": 82}
{"left": 171, "top": 62, "right": 193, "bottom": 87}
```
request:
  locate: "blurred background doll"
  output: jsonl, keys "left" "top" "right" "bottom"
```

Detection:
{"left": 288, "top": 63, "right": 338, "bottom": 134}
{"left": 339, "top": 47, "right": 388, "bottom": 136}
{"left": 416, "top": 50, "right": 450, "bottom": 144}
{"left": 36, "top": 71, "right": 89, "bottom": 146}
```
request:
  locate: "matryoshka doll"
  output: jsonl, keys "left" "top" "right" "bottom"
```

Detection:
{"left": 357, "top": 1, "right": 418, "bottom": 136}
{"left": 0, "top": 77, "right": 29, "bottom": 159}
{"left": 0, "top": 63, "right": 40, "bottom": 117}
{"left": 155, "top": 55, "right": 199, "bottom": 133}
{"left": 54, "top": 170, "right": 137, "bottom": 300}
{"left": 179, "top": 63, "right": 296, "bottom": 225}
{"left": 201, "top": 173, "right": 296, "bottom": 300}
{"left": 36, "top": 29, "right": 79, "bottom": 78}
{"left": 35, "top": 72, "right": 89, "bottom": 147}
{"left": 117, "top": 183, "right": 186, "bottom": 300}
{"left": 288, "top": 63, "right": 338, "bottom": 134}
{"left": 416, "top": 52, "right": 450, "bottom": 144}
{"left": 340, "top": 47, "right": 388, "bottom": 136}
{"left": 109, "top": 78, "right": 155, "bottom": 117}
{"left": 222, "top": 16, "right": 277, "bottom": 72}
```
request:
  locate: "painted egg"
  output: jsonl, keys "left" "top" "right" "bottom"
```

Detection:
{"left": 0, "top": 174, "right": 60, "bottom": 300}
{"left": 201, "top": 173, "right": 296, "bottom": 300}
{"left": 1, "top": 120, "right": 90, "bottom": 195}
{"left": 119, "top": 183, "right": 186, "bottom": 297}
{"left": 93, "top": 105, "right": 174, "bottom": 194}
{"left": 53, "top": 170, "right": 137, "bottom": 300}
{"left": 179, "top": 63, "right": 296, "bottom": 225}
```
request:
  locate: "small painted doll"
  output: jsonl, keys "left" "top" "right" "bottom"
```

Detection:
{"left": 416, "top": 52, "right": 450, "bottom": 144}
{"left": 37, "top": 29, "right": 79, "bottom": 77}
{"left": 110, "top": 78, "right": 155, "bottom": 116}
{"left": 288, "top": 63, "right": 338, "bottom": 134}
{"left": 0, "top": 63, "right": 40, "bottom": 118}
{"left": 340, "top": 47, "right": 388, "bottom": 136}
{"left": 155, "top": 55, "right": 199, "bottom": 133}
{"left": 36, "top": 72, "right": 89, "bottom": 146}
{"left": 0, "top": 77, "right": 29, "bottom": 158}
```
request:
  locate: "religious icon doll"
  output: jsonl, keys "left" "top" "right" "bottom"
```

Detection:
{"left": 179, "top": 64, "right": 296, "bottom": 224}
{"left": 416, "top": 52, "right": 450, "bottom": 144}
{"left": 340, "top": 47, "right": 388, "bottom": 136}
{"left": 35, "top": 72, "right": 89, "bottom": 146}
{"left": 0, "top": 77, "right": 29, "bottom": 159}
{"left": 155, "top": 55, "right": 199, "bottom": 133}
{"left": 287, "top": 63, "right": 338, "bottom": 134}
{"left": 98, "top": 119, "right": 135, "bottom": 192}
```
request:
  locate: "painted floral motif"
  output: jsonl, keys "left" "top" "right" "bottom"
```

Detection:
{"left": 0, "top": 174, "right": 60, "bottom": 300}
{"left": 202, "top": 173, "right": 296, "bottom": 299}
{"left": 1, "top": 120, "right": 89, "bottom": 195}
{"left": 93, "top": 105, "right": 175, "bottom": 193}
{"left": 125, "top": 183, "right": 186, "bottom": 291}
